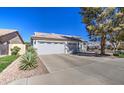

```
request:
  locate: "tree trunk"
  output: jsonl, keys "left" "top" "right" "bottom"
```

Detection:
{"left": 112, "top": 41, "right": 120, "bottom": 52}
{"left": 100, "top": 32, "right": 106, "bottom": 55}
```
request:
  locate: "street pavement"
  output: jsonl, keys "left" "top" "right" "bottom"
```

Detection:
{"left": 9, "top": 54, "right": 124, "bottom": 85}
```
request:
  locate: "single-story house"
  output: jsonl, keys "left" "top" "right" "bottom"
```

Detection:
{"left": 31, "top": 32, "right": 87, "bottom": 55}
{"left": 87, "top": 41, "right": 101, "bottom": 49}
{"left": 0, "top": 29, "right": 26, "bottom": 55}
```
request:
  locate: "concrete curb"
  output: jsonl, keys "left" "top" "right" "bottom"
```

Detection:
{"left": 38, "top": 55, "right": 51, "bottom": 73}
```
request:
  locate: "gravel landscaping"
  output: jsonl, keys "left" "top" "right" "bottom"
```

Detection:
{"left": 0, "top": 56, "right": 49, "bottom": 84}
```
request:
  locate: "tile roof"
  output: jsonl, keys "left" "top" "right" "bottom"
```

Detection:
{"left": 0, "top": 29, "right": 24, "bottom": 44}
{"left": 32, "top": 32, "right": 82, "bottom": 41}
{"left": 33, "top": 32, "right": 65, "bottom": 39}
{"left": 0, "top": 29, "right": 17, "bottom": 37}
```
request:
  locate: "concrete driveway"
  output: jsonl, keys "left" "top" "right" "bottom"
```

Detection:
{"left": 9, "top": 54, "right": 124, "bottom": 85}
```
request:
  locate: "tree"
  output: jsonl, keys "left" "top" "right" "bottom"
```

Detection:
{"left": 80, "top": 7, "right": 115, "bottom": 55}
{"left": 24, "top": 42, "right": 31, "bottom": 49}
{"left": 119, "top": 31, "right": 124, "bottom": 41}
{"left": 108, "top": 8, "right": 124, "bottom": 51}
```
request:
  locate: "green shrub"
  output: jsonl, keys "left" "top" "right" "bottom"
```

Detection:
{"left": 20, "top": 47, "right": 38, "bottom": 70}
{"left": 118, "top": 54, "right": 124, "bottom": 58}
{"left": 113, "top": 50, "right": 124, "bottom": 57}
{"left": 113, "top": 53, "right": 119, "bottom": 56}
{"left": 113, "top": 50, "right": 120, "bottom": 56}
{"left": 24, "top": 42, "right": 31, "bottom": 47}
{"left": 11, "top": 46, "right": 21, "bottom": 55}
{"left": 20, "top": 52, "right": 38, "bottom": 70}
{"left": 120, "top": 51, "right": 124, "bottom": 55}
{"left": 27, "top": 46, "right": 37, "bottom": 54}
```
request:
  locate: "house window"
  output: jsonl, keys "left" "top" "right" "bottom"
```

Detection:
{"left": 37, "top": 41, "right": 45, "bottom": 44}
{"left": 68, "top": 43, "right": 77, "bottom": 46}
{"left": 54, "top": 42, "right": 64, "bottom": 44}
{"left": 46, "top": 42, "right": 52, "bottom": 44}
{"left": 60, "top": 43, "right": 64, "bottom": 44}
{"left": 54, "top": 42, "right": 58, "bottom": 44}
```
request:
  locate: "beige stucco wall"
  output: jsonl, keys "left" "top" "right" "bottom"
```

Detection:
{"left": 9, "top": 44, "right": 26, "bottom": 55}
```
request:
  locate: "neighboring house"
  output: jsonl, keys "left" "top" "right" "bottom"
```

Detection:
{"left": 0, "top": 29, "right": 26, "bottom": 55}
{"left": 87, "top": 41, "right": 112, "bottom": 49}
{"left": 87, "top": 41, "right": 100, "bottom": 49}
{"left": 31, "top": 32, "right": 87, "bottom": 55}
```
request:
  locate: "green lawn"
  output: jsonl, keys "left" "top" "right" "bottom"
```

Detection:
{"left": 0, "top": 55, "right": 18, "bottom": 72}
{"left": 118, "top": 54, "right": 124, "bottom": 58}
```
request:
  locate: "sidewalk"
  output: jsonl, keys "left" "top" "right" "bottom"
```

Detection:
{"left": 9, "top": 67, "right": 112, "bottom": 85}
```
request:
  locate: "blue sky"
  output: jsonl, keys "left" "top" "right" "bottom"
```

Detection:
{"left": 0, "top": 7, "right": 88, "bottom": 42}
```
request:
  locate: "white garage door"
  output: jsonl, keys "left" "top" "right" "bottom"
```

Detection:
{"left": 34, "top": 42, "right": 65, "bottom": 55}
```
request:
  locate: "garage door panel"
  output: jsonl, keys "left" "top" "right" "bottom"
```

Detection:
{"left": 35, "top": 43, "right": 65, "bottom": 55}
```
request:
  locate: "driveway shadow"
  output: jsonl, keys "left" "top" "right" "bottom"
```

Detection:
{"left": 73, "top": 52, "right": 111, "bottom": 57}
